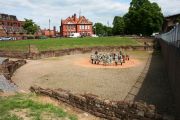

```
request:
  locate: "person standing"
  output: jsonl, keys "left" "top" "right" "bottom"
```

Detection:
{"left": 115, "top": 54, "right": 118, "bottom": 66}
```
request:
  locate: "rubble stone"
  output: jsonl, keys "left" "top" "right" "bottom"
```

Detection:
{"left": 30, "top": 86, "right": 164, "bottom": 120}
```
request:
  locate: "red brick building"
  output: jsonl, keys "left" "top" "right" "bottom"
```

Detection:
{"left": 60, "top": 14, "right": 93, "bottom": 37}
{"left": 42, "top": 26, "right": 57, "bottom": 37}
{"left": 0, "top": 13, "right": 27, "bottom": 39}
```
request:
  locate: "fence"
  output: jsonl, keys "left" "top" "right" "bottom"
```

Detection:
{"left": 157, "top": 23, "right": 180, "bottom": 119}
{"left": 157, "top": 23, "right": 180, "bottom": 47}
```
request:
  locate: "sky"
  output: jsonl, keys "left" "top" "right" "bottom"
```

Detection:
{"left": 0, "top": 0, "right": 180, "bottom": 31}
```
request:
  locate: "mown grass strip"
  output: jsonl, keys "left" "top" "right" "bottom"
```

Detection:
{"left": 0, "top": 94, "right": 77, "bottom": 120}
{"left": 0, "top": 37, "right": 140, "bottom": 52}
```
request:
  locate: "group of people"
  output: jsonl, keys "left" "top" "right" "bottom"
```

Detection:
{"left": 90, "top": 51, "right": 130, "bottom": 66}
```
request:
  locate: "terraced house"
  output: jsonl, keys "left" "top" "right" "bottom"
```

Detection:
{"left": 60, "top": 13, "right": 93, "bottom": 37}
{"left": 0, "top": 13, "right": 27, "bottom": 40}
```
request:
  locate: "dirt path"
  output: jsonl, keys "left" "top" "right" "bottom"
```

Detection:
{"left": 12, "top": 51, "right": 151, "bottom": 101}
{"left": 74, "top": 58, "right": 141, "bottom": 69}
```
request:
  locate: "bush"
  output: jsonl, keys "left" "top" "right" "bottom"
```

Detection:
{"left": 27, "top": 36, "right": 35, "bottom": 39}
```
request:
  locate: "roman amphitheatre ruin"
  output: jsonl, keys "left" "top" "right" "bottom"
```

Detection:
{"left": 12, "top": 51, "right": 149, "bottom": 101}
{"left": 0, "top": 39, "right": 176, "bottom": 119}
{"left": 11, "top": 46, "right": 174, "bottom": 113}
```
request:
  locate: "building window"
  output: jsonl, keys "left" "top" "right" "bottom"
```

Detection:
{"left": 67, "top": 25, "right": 75, "bottom": 31}
{"left": 82, "top": 25, "right": 85, "bottom": 30}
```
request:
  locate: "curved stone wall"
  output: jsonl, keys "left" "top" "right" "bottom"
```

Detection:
{"left": 0, "top": 46, "right": 153, "bottom": 59}
{"left": 0, "top": 58, "right": 26, "bottom": 92}
{"left": 30, "top": 86, "right": 163, "bottom": 120}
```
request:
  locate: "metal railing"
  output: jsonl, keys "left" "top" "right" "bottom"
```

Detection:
{"left": 157, "top": 23, "right": 180, "bottom": 47}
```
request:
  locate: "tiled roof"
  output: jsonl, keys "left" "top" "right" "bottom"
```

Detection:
{"left": 2, "top": 25, "right": 27, "bottom": 34}
{"left": 62, "top": 14, "right": 92, "bottom": 24}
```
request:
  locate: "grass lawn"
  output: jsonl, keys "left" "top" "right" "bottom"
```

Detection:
{"left": 0, "top": 94, "right": 77, "bottom": 120}
{"left": 0, "top": 37, "right": 140, "bottom": 52}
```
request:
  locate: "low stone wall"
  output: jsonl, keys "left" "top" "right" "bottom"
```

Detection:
{"left": 0, "top": 58, "right": 26, "bottom": 92}
{"left": 0, "top": 51, "right": 28, "bottom": 59}
{"left": 30, "top": 86, "right": 163, "bottom": 120}
{"left": 0, "top": 46, "right": 153, "bottom": 59}
{"left": 29, "top": 46, "right": 153, "bottom": 59}
{"left": 0, "top": 59, "right": 26, "bottom": 80}
{"left": 3, "top": 60, "right": 26, "bottom": 80}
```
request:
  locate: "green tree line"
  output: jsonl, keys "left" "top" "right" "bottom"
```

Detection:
{"left": 94, "top": 0, "right": 164, "bottom": 36}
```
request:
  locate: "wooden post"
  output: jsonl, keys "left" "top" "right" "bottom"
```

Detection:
{"left": 29, "top": 44, "right": 31, "bottom": 54}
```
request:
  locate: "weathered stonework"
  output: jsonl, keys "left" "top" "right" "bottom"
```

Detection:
{"left": 30, "top": 86, "right": 164, "bottom": 120}
{"left": 0, "top": 58, "right": 26, "bottom": 92}
{"left": 0, "top": 46, "right": 153, "bottom": 60}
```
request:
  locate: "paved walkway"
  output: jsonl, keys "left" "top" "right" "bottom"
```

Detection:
{"left": 0, "top": 57, "right": 8, "bottom": 64}
{"left": 0, "top": 57, "right": 18, "bottom": 92}
{"left": 0, "top": 75, "right": 18, "bottom": 92}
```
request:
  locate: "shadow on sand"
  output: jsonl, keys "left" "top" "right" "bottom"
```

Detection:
{"left": 134, "top": 51, "right": 175, "bottom": 116}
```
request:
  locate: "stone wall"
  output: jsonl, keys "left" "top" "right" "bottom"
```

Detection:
{"left": 29, "top": 46, "right": 153, "bottom": 59}
{"left": 0, "top": 50, "right": 28, "bottom": 59}
{"left": 30, "top": 86, "right": 164, "bottom": 120}
{"left": 0, "top": 59, "right": 26, "bottom": 80}
{"left": 159, "top": 39, "right": 180, "bottom": 119}
{"left": 0, "top": 58, "right": 26, "bottom": 92}
{"left": 0, "top": 46, "right": 153, "bottom": 60}
{"left": 3, "top": 60, "right": 26, "bottom": 80}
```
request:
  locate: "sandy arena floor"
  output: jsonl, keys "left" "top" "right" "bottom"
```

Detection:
{"left": 12, "top": 51, "right": 151, "bottom": 101}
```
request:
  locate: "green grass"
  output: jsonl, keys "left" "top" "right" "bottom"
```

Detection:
{"left": 0, "top": 94, "right": 77, "bottom": 120}
{"left": 0, "top": 37, "right": 140, "bottom": 52}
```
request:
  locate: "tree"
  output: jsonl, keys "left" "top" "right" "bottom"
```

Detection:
{"left": 124, "top": 0, "right": 164, "bottom": 35}
{"left": 113, "top": 16, "right": 125, "bottom": 35}
{"left": 93, "top": 23, "right": 113, "bottom": 36}
{"left": 106, "top": 26, "right": 113, "bottom": 36}
{"left": 176, "top": 16, "right": 180, "bottom": 23}
{"left": 23, "top": 19, "right": 39, "bottom": 34}
{"left": 93, "top": 23, "right": 105, "bottom": 36}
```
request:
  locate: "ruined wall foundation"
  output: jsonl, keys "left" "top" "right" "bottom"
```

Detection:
{"left": 30, "top": 86, "right": 165, "bottom": 120}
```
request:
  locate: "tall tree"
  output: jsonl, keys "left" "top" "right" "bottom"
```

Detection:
{"left": 23, "top": 19, "right": 39, "bottom": 34}
{"left": 106, "top": 26, "right": 113, "bottom": 36}
{"left": 176, "top": 16, "right": 180, "bottom": 23}
{"left": 93, "top": 23, "right": 113, "bottom": 36}
{"left": 124, "top": 0, "right": 164, "bottom": 35}
{"left": 113, "top": 16, "right": 125, "bottom": 35}
{"left": 93, "top": 23, "right": 106, "bottom": 36}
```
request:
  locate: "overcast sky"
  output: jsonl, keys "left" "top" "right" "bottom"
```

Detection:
{"left": 0, "top": 0, "right": 180, "bottom": 31}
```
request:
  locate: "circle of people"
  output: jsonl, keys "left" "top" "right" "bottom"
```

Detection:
{"left": 90, "top": 51, "right": 130, "bottom": 66}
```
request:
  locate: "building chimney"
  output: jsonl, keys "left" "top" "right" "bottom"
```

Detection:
{"left": 53, "top": 26, "right": 56, "bottom": 36}
{"left": 74, "top": 13, "right": 77, "bottom": 21}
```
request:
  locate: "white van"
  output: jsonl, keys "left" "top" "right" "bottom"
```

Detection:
{"left": 69, "top": 33, "right": 81, "bottom": 38}
{"left": 91, "top": 34, "right": 99, "bottom": 37}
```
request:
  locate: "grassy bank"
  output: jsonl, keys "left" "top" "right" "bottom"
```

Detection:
{"left": 0, "top": 94, "right": 77, "bottom": 120}
{"left": 0, "top": 37, "right": 140, "bottom": 52}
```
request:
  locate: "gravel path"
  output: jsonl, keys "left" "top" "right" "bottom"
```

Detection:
{"left": 12, "top": 51, "right": 151, "bottom": 101}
